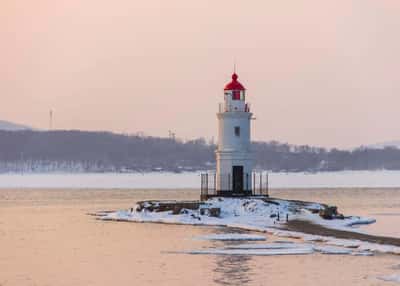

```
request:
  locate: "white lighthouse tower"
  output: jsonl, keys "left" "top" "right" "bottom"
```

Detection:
{"left": 215, "top": 73, "right": 253, "bottom": 195}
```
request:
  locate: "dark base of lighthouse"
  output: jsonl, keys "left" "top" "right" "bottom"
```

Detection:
{"left": 200, "top": 190, "right": 268, "bottom": 201}
{"left": 216, "top": 190, "right": 253, "bottom": 196}
{"left": 200, "top": 172, "right": 269, "bottom": 201}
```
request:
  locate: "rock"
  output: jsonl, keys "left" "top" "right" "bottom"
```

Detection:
{"left": 172, "top": 206, "right": 183, "bottom": 215}
{"left": 171, "top": 206, "right": 191, "bottom": 215}
{"left": 136, "top": 200, "right": 202, "bottom": 213}
{"left": 200, "top": 207, "right": 221, "bottom": 217}
{"left": 319, "top": 205, "right": 339, "bottom": 220}
{"left": 209, "top": 208, "right": 221, "bottom": 217}
{"left": 336, "top": 213, "right": 345, "bottom": 220}
{"left": 190, "top": 214, "right": 201, "bottom": 220}
{"left": 263, "top": 199, "right": 280, "bottom": 206}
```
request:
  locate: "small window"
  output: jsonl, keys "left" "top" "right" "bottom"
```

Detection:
{"left": 240, "top": 90, "right": 245, "bottom": 101}
{"left": 232, "top": 90, "right": 241, "bottom": 100}
{"left": 234, "top": 126, "right": 240, "bottom": 137}
{"left": 224, "top": 91, "right": 232, "bottom": 100}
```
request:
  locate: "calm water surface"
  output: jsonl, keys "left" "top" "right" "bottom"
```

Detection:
{"left": 1, "top": 188, "right": 400, "bottom": 286}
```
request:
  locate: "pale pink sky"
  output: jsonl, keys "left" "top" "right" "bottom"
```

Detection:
{"left": 1, "top": 0, "right": 399, "bottom": 148}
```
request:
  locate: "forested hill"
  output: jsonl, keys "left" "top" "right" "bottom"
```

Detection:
{"left": 1, "top": 130, "right": 400, "bottom": 173}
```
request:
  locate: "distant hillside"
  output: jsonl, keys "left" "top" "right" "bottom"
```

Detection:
{"left": 1, "top": 130, "right": 400, "bottom": 173}
{"left": 0, "top": 120, "right": 32, "bottom": 131}
{"left": 0, "top": 130, "right": 214, "bottom": 173}
{"left": 367, "top": 141, "right": 400, "bottom": 150}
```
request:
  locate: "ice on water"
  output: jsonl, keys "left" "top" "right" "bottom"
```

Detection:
{"left": 186, "top": 247, "right": 314, "bottom": 256}
{"left": 378, "top": 274, "right": 400, "bottom": 283}
{"left": 195, "top": 233, "right": 266, "bottom": 241}
{"left": 224, "top": 243, "right": 310, "bottom": 250}
{"left": 313, "top": 245, "right": 352, "bottom": 255}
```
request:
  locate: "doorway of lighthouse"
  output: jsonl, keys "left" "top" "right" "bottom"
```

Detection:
{"left": 232, "top": 166, "right": 244, "bottom": 193}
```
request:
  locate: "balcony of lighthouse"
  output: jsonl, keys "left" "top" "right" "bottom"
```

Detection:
{"left": 218, "top": 102, "right": 251, "bottom": 113}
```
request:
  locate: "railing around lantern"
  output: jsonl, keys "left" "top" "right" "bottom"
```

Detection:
{"left": 200, "top": 171, "right": 269, "bottom": 200}
{"left": 219, "top": 102, "right": 251, "bottom": 113}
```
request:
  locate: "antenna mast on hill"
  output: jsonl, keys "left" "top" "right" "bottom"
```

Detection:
{"left": 49, "top": 109, "right": 53, "bottom": 130}
{"left": 168, "top": 130, "right": 176, "bottom": 141}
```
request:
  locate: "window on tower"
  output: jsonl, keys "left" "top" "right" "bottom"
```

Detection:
{"left": 240, "top": 90, "right": 245, "bottom": 101}
{"left": 234, "top": 126, "right": 240, "bottom": 137}
{"left": 231, "top": 90, "right": 245, "bottom": 100}
{"left": 232, "top": 90, "right": 241, "bottom": 100}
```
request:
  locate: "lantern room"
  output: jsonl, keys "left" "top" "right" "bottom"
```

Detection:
{"left": 221, "top": 73, "right": 250, "bottom": 113}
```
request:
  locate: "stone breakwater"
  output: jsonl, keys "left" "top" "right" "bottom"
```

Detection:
{"left": 134, "top": 197, "right": 344, "bottom": 220}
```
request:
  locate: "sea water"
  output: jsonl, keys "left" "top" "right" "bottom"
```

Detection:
{"left": 0, "top": 188, "right": 400, "bottom": 285}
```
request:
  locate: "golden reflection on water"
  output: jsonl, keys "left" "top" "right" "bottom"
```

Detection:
{"left": 214, "top": 254, "right": 253, "bottom": 286}
{"left": 209, "top": 229, "right": 256, "bottom": 286}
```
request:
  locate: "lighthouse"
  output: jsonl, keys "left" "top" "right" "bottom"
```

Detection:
{"left": 215, "top": 73, "right": 253, "bottom": 195}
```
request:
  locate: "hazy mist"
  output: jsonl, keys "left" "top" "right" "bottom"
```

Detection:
{"left": 1, "top": 0, "right": 399, "bottom": 148}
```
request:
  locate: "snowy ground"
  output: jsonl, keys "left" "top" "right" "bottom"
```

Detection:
{"left": 100, "top": 197, "right": 375, "bottom": 233}
{"left": 195, "top": 233, "right": 266, "bottom": 241}
{"left": 97, "top": 197, "right": 400, "bottom": 256}
{"left": 2, "top": 170, "right": 400, "bottom": 189}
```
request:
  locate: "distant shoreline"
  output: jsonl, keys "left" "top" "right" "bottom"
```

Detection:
{"left": 1, "top": 170, "right": 400, "bottom": 189}
{"left": 1, "top": 169, "right": 400, "bottom": 174}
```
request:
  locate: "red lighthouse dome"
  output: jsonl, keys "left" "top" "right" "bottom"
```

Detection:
{"left": 224, "top": 73, "right": 245, "bottom": 91}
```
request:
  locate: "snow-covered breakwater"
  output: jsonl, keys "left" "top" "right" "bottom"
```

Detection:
{"left": 94, "top": 197, "right": 400, "bottom": 255}
{"left": 98, "top": 197, "right": 374, "bottom": 231}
